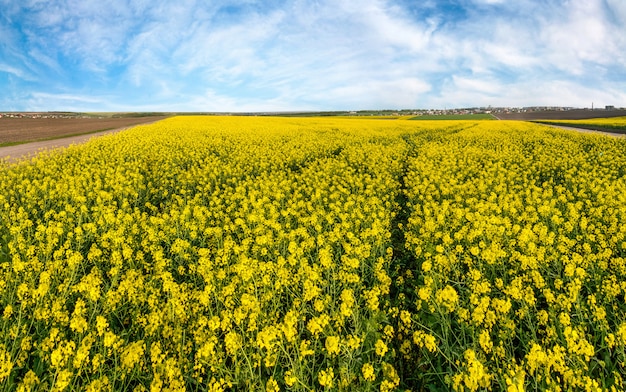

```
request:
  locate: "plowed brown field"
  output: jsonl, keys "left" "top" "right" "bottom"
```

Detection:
{"left": 0, "top": 116, "right": 168, "bottom": 145}
{"left": 496, "top": 109, "right": 626, "bottom": 120}
{"left": 0, "top": 115, "right": 169, "bottom": 162}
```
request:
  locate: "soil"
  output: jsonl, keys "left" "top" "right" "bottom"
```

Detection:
{"left": 0, "top": 116, "right": 168, "bottom": 145}
{"left": 496, "top": 109, "right": 626, "bottom": 121}
{"left": 0, "top": 116, "right": 167, "bottom": 163}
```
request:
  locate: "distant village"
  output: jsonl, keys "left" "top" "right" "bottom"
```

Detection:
{"left": 360, "top": 105, "right": 622, "bottom": 117}
{"left": 0, "top": 106, "right": 623, "bottom": 119}
{"left": 0, "top": 112, "right": 94, "bottom": 119}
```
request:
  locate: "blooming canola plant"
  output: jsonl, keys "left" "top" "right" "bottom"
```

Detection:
{"left": 0, "top": 116, "right": 626, "bottom": 391}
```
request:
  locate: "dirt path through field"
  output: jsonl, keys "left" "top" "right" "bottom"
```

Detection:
{"left": 1, "top": 124, "right": 139, "bottom": 163}
{"left": 539, "top": 123, "right": 626, "bottom": 138}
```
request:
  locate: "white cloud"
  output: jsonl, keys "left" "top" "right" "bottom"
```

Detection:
{"left": 2, "top": 0, "right": 626, "bottom": 110}
{"left": 340, "top": 0, "right": 433, "bottom": 53}
{"left": 315, "top": 78, "right": 432, "bottom": 109}
{"left": 435, "top": 76, "right": 626, "bottom": 110}
{"left": 472, "top": 0, "right": 506, "bottom": 4}
{"left": 606, "top": 0, "right": 626, "bottom": 25}
{"left": 540, "top": 1, "right": 617, "bottom": 73}
{"left": 121, "top": 0, "right": 626, "bottom": 109}
{"left": 178, "top": 90, "right": 287, "bottom": 113}
{"left": 451, "top": 76, "right": 502, "bottom": 95}
{"left": 24, "top": 92, "right": 111, "bottom": 111}
{"left": 173, "top": 10, "right": 283, "bottom": 78}
{"left": 29, "top": 92, "right": 104, "bottom": 103}
{"left": 0, "top": 63, "right": 27, "bottom": 79}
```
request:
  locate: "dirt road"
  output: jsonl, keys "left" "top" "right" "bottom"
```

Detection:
{"left": 0, "top": 123, "right": 150, "bottom": 163}
{"left": 0, "top": 116, "right": 167, "bottom": 144}
{"left": 0, "top": 128, "right": 116, "bottom": 162}
{"left": 539, "top": 123, "right": 626, "bottom": 138}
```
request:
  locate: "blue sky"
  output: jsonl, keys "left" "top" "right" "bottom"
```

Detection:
{"left": 1, "top": 0, "right": 625, "bottom": 112}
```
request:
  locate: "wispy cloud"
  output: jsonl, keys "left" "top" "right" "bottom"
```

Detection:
{"left": 25, "top": 92, "right": 109, "bottom": 111}
{"left": 0, "top": 63, "right": 28, "bottom": 79}
{"left": 0, "top": 0, "right": 625, "bottom": 111}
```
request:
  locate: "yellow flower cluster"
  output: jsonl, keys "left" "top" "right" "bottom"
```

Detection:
{"left": 1, "top": 116, "right": 625, "bottom": 390}
{"left": 0, "top": 116, "right": 411, "bottom": 391}
{"left": 400, "top": 120, "right": 626, "bottom": 390}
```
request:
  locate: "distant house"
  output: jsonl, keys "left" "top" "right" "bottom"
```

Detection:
{"left": 606, "top": 105, "right": 615, "bottom": 110}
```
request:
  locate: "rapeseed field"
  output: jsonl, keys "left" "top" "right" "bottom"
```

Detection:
{"left": 1, "top": 116, "right": 625, "bottom": 391}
